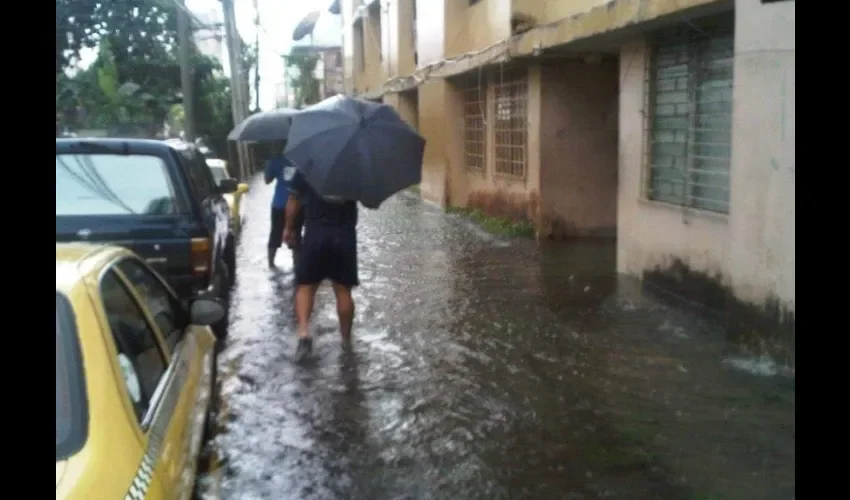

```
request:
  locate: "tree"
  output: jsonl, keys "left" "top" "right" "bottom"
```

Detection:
{"left": 55, "top": 0, "right": 234, "bottom": 149}
{"left": 56, "top": 0, "right": 99, "bottom": 74}
{"left": 285, "top": 50, "right": 320, "bottom": 108}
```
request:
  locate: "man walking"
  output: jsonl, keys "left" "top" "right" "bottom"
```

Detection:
{"left": 283, "top": 170, "right": 358, "bottom": 362}
{"left": 264, "top": 143, "right": 303, "bottom": 269}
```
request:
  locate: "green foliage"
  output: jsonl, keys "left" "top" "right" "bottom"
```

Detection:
{"left": 56, "top": 0, "right": 177, "bottom": 76}
{"left": 285, "top": 51, "right": 320, "bottom": 108}
{"left": 446, "top": 207, "right": 536, "bottom": 238}
{"left": 55, "top": 0, "right": 233, "bottom": 150}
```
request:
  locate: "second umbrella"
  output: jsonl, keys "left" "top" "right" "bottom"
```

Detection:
{"left": 228, "top": 108, "right": 300, "bottom": 142}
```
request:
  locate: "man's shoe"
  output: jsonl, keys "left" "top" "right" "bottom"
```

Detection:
{"left": 267, "top": 248, "right": 277, "bottom": 269}
{"left": 294, "top": 337, "right": 313, "bottom": 363}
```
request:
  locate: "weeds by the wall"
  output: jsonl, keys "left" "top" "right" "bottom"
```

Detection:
{"left": 447, "top": 206, "right": 535, "bottom": 238}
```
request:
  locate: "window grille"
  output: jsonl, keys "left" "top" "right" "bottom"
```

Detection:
{"left": 493, "top": 68, "right": 528, "bottom": 178}
{"left": 646, "top": 18, "right": 734, "bottom": 213}
{"left": 461, "top": 78, "right": 487, "bottom": 172}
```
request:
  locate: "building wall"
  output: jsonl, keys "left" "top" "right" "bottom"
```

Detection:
{"left": 382, "top": 0, "right": 417, "bottom": 78}
{"left": 445, "top": 0, "right": 512, "bottom": 59}
{"left": 462, "top": 65, "right": 542, "bottom": 221}
{"left": 617, "top": 38, "right": 731, "bottom": 282}
{"left": 539, "top": 59, "right": 619, "bottom": 238}
{"left": 362, "top": 3, "right": 386, "bottom": 93}
{"left": 511, "top": 0, "right": 613, "bottom": 25}
{"left": 415, "top": 0, "right": 446, "bottom": 67}
{"left": 728, "top": 0, "right": 795, "bottom": 311}
{"left": 617, "top": 1, "right": 795, "bottom": 326}
{"left": 417, "top": 80, "right": 452, "bottom": 205}
{"left": 387, "top": 88, "right": 418, "bottom": 128}
{"left": 341, "top": 0, "right": 356, "bottom": 93}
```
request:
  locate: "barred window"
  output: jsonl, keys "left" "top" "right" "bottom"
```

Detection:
{"left": 646, "top": 18, "right": 734, "bottom": 213}
{"left": 493, "top": 68, "right": 528, "bottom": 178}
{"left": 461, "top": 78, "right": 487, "bottom": 172}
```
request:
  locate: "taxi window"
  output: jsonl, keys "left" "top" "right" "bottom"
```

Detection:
{"left": 56, "top": 292, "right": 88, "bottom": 461}
{"left": 117, "top": 258, "right": 187, "bottom": 353}
{"left": 100, "top": 270, "right": 167, "bottom": 423}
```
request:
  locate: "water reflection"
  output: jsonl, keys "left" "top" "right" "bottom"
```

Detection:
{"left": 202, "top": 180, "right": 794, "bottom": 500}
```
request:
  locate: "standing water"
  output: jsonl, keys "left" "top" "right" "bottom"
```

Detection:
{"left": 197, "top": 176, "right": 794, "bottom": 500}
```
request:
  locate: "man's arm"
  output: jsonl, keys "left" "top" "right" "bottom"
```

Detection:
{"left": 282, "top": 171, "right": 306, "bottom": 246}
{"left": 285, "top": 194, "right": 301, "bottom": 229}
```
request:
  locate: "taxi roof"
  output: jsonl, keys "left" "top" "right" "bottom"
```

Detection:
{"left": 56, "top": 243, "right": 129, "bottom": 294}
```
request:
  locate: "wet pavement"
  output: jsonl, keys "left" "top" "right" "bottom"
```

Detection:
{"left": 199, "top": 176, "right": 794, "bottom": 500}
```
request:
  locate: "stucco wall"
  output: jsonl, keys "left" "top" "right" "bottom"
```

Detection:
{"left": 617, "top": 1, "right": 795, "bottom": 320}
{"left": 728, "top": 0, "right": 795, "bottom": 310}
{"left": 540, "top": 59, "right": 619, "bottom": 238}
{"left": 461, "top": 65, "right": 542, "bottom": 218}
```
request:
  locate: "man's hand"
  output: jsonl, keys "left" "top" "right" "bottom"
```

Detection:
{"left": 283, "top": 226, "right": 295, "bottom": 248}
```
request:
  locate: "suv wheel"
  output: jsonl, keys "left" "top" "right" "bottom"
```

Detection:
{"left": 224, "top": 235, "right": 237, "bottom": 289}
{"left": 211, "top": 260, "right": 230, "bottom": 340}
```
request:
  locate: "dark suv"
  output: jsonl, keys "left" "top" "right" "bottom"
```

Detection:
{"left": 56, "top": 138, "right": 238, "bottom": 315}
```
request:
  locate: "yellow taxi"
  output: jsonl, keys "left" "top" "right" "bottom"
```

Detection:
{"left": 205, "top": 158, "right": 249, "bottom": 234}
{"left": 56, "top": 243, "right": 224, "bottom": 500}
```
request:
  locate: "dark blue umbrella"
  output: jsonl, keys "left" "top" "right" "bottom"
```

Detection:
{"left": 284, "top": 95, "right": 425, "bottom": 209}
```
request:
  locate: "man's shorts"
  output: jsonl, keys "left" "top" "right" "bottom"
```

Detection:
{"left": 295, "top": 223, "right": 359, "bottom": 287}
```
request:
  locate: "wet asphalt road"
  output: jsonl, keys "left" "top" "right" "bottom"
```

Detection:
{"left": 200, "top": 176, "right": 794, "bottom": 500}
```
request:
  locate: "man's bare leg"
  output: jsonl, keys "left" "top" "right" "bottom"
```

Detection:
{"left": 331, "top": 282, "right": 355, "bottom": 341}
{"left": 294, "top": 283, "right": 319, "bottom": 361}
{"left": 295, "top": 284, "right": 319, "bottom": 339}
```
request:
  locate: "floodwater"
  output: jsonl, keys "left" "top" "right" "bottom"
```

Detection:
{"left": 197, "top": 177, "right": 794, "bottom": 500}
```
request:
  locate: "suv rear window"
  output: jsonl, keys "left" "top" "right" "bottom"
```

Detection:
{"left": 56, "top": 292, "right": 88, "bottom": 461}
{"left": 56, "top": 153, "right": 180, "bottom": 216}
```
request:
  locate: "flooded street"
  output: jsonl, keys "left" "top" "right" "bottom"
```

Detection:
{"left": 201, "top": 176, "right": 794, "bottom": 500}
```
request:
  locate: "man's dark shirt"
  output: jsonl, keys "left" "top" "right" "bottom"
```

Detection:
{"left": 288, "top": 170, "right": 358, "bottom": 227}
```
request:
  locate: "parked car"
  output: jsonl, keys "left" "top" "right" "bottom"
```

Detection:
{"left": 56, "top": 138, "right": 237, "bottom": 323}
{"left": 56, "top": 243, "right": 223, "bottom": 499}
{"left": 205, "top": 158, "right": 249, "bottom": 234}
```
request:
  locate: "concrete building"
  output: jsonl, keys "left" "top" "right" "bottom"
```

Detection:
{"left": 335, "top": 0, "right": 795, "bottom": 344}
{"left": 289, "top": 45, "right": 346, "bottom": 103}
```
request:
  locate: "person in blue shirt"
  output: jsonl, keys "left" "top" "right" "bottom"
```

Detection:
{"left": 263, "top": 143, "right": 304, "bottom": 269}
{"left": 283, "top": 170, "right": 358, "bottom": 362}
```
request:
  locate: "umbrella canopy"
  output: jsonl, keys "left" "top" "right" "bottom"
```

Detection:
{"left": 227, "top": 108, "right": 300, "bottom": 142}
{"left": 284, "top": 95, "right": 425, "bottom": 209}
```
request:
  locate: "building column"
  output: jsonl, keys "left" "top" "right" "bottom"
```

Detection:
{"left": 417, "top": 79, "right": 465, "bottom": 206}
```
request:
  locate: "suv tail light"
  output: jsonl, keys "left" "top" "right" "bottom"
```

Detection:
{"left": 191, "top": 237, "right": 211, "bottom": 276}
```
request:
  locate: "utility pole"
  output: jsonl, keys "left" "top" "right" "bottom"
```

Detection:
{"left": 253, "top": 0, "right": 261, "bottom": 112}
{"left": 177, "top": 0, "right": 195, "bottom": 142}
{"left": 221, "top": 0, "right": 249, "bottom": 180}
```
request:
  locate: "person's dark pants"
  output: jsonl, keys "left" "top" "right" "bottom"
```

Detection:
{"left": 268, "top": 207, "right": 286, "bottom": 250}
{"left": 295, "top": 222, "right": 359, "bottom": 287}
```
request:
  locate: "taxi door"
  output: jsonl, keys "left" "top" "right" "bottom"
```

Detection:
{"left": 113, "top": 257, "right": 217, "bottom": 500}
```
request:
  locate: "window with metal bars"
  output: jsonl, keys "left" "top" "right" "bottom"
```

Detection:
{"left": 493, "top": 68, "right": 528, "bottom": 178}
{"left": 462, "top": 78, "right": 487, "bottom": 172}
{"left": 646, "top": 18, "right": 734, "bottom": 214}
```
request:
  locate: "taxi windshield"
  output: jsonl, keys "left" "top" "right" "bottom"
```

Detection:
{"left": 56, "top": 292, "right": 88, "bottom": 461}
